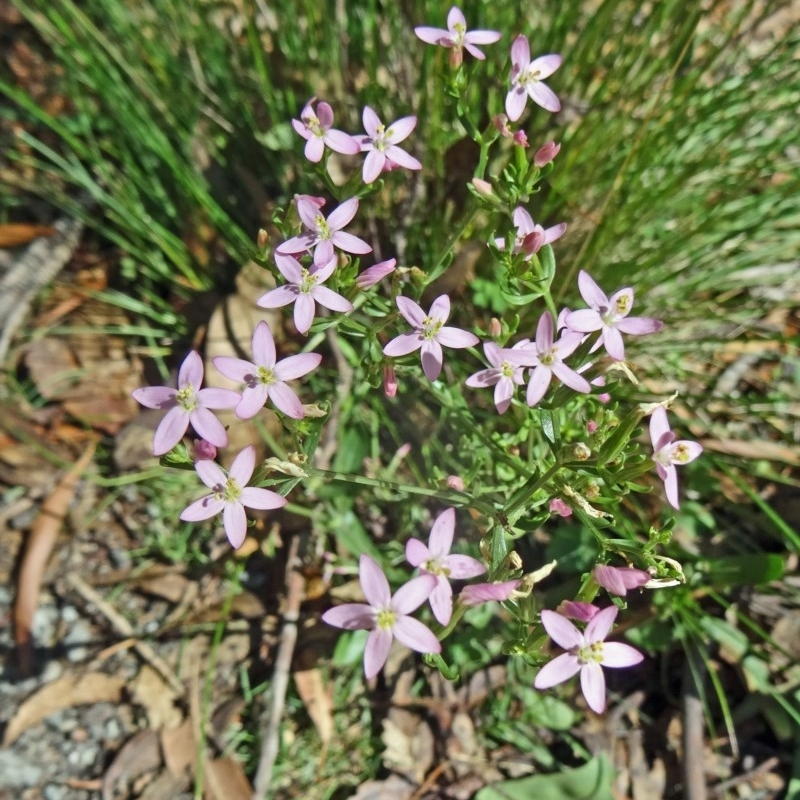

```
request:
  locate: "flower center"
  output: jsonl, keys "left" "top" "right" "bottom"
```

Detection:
{"left": 176, "top": 384, "right": 198, "bottom": 411}
{"left": 306, "top": 114, "right": 323, "bottom": 137}
{"left": 299, "top": 268, "right": 318, "bottom": 295}
{"left": 423, "top": 557, "right": 450, "bottom": 577}
{"left": 452, "top": 23, "right": 465, "bottom": 47}
{"left": 314, "top": 213, "right": 332, "bottom": 240}
{"left": 500, "top": 360, "right": 516, "bottom": 378}
{"left": 540, "top": 348, "right": 556, "bottom": 366}
{"left": 376, "top": 608, "right": 395, "bottom": 630}
{"left": 256, "top": 366, "right": 276, "bottom": 386}
{"left": 672, "top": 443, "right": 693, "bottom": 463}
{"left": 519, "top": 67, "right": 541, "bottom": 89}
{"left": 421, "top": 315, "right": 443, "bottom": 340}
{"left": 577, "top": 641, "right": 604, "bottom": 664}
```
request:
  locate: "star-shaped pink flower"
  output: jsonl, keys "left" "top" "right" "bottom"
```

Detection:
{"left": 405, "top": 508, "right": 486, "bottom": 625}
{"left": 213, "top": 321, "right": 322, "bottom": 419}
{"left": 414, "top": 7, "right": 501, "bottom": 65}
{"left": 180, "top": 445, "right": 287, "bottom": 549}
{"left": 276, "top": 195, "right": 372, "bottom": 263}
{"left": 291, "top": 98, "right": 361, "bottom": 163}
{"left": 383, "top": 294, "right": 479, "bottom": 381}
{"left": 495, "top": 206, "right": 566, "bottom": 258}
{"left": 359, "top": 107, "right": 422, "bottom": 184}
{"left": 649, "top": 407, "right": 703, "bottom": 509}
{"left": 322, "top": 555, "right": 441, "bottom": 679}
{"left": 565, "top": 270, "right": 663, "bottom": 360}
{"left": 257, "top": 251, "right": 353, "bottom": 335}
{"left": 534, "top": 606, "right": 643, "bottom": 714}
{"left": 506, "top": 35, "right": 562, "bottom": 121}
{"left": 132, "top": 351, "right": 240, "bottom": 456}
{"left": 465, "top": 341, "right": 536, "bottom": 414}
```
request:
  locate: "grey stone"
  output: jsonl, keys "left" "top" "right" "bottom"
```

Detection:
{"left": 0, "top": 749, "right": 44, "bottom": 788}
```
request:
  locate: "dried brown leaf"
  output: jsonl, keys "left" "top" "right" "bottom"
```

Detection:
{"left": 204, "top": 757, "right": 253, "bottom": 800}
{"left": 350, "top": 775, "right": 415, "bottom": 800}
{"left": 101, "top": 729, "right": 162, "bottom": 800}
{"left": 132, "top": 665, "right": 184, "bottom": 730}
{"left": 0, "top": 222, "right": 55, "bottom": 247}
{"left": 3, "top": 671, "right": 125, "bottom": 746}
{"left": 161, "top": 720, "right": 196, "bottom": 778}
{"left": 293, "top": 667, "right": 334, "bottom": 746}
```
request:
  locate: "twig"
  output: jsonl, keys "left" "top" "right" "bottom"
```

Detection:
{"left": 409, "top": 761, "right": 450, "bottom": 800}
{"left": 66, "top": 573, "right": 185, "bottom": 696}
{"left": 682, "top": 649, "right": 708, "bottom": 800}
{"left": 708, "top": 756, "right": 780, "bottom": 798}
{"left": 252, "top": 534, "right": 304, "bottom": 799}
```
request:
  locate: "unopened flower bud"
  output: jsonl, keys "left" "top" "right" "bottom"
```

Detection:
{"left": 534, "top": 140, "right": 561, "bottom": 167}
{"left": 489, "top": 317, "right": 502, "bottom": 338}
{"left": 256, "top": 228, "right": 269, "bottom": 251}
{"left": 513, "top": 130, "right": 529, "bottom": 148}
{"left": 384, "top": 365, "right": 398, "bottom": 398}
{"left": 193, "top": 439, "right": 217, "bottom": 461}
{"left": 572, "top": 442, "right": 591, "bottom": 461}
{"left": 521, "top": 230, "right": 545, "bottom": 255}
{"left": 356, "top": 258, "right": 397, "bottom": 289}
{"left": 449, "top": 47, "right": 463, "bottom": 69}
{"left": 493, "top": 114, "right": 512, "bottom": 137}
{"left": 471, "top": 177, "right": 495, "bottom": 198}
{"left": 557, "top": 600, "right": 600, "bottom": 622}
{"left": 586, "top": 420, "right": 598, "bottom": 434}
{"left": 446, "top": 475, "right": 465, "bottom": 491}
{"left": 584, "top": 482, "right": 600, "bottom": 500}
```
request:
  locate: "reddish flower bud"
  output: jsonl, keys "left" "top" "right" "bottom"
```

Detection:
{"left": 534, "top": 140, "right": 561, "bottom": 167}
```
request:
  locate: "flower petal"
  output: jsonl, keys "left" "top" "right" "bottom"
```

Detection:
{"left": 534, "top": 652, "right": 581, "bottom": 689}
{"left": 132, "top": 386, "right": 176, "bottom": 410}
{"left": 251, "top": 321, "right": 276, "bottom": 367}
{"left": 442, "top": 554, "right": 486, "bottom": 579}
{"left": 601, "top": 642, "right": 644, "bottom": 668}
{"left": 577, "top": 270, "right": 609, "bottom": 310}
{"left": 391, "top": 574, "right": 437, "bottom": 615}
{"left": 384, "top": 332, "right": 423, "bottom": 357}
{"left": 267, "top": 382, "right": 304, "bottom": 418}
{"left": 228, "top": 444, "right": 256, "bottom": 485}
{"left": 529, "top": 53, "right": 563, "bottom": 79}
{"left": 649, "top": 407, "right": 671, "bottom": 448}
{"left": 178, "top": 351, "right": 204, "bottom": 389}
{"left": 152, "top": 407, "right": 189, "bottom": 455}
{"left": 240, "top": 486, "right": 287, "bottom": 511}
{"left": 540, "top": 609, "right": 583, "bottom": 650}
{"left": 195, "top": 458, "right": 227, "bottom": 490}
{"left": 322, "top": 603, "right": 375, "bottom": 630}
{"left": 236, "top": 384, "right": 270, "bottom": 419}
{"left": 580, "top": 661, "right": 606, "bottom": 713}
{"left": 327, "top": 197, "right": 359, "bottom": 231}
{"left": 429, "top": 578, "right": 453, "bottom": 626}
{"left": 360, "top": 554, "right": 391, "bottom": 608}
{"left": 420, "top": 339, "right": 444, "bottom": 381}
{"left": 414, "top": 25, "right": 450, "bottom": 45}
{"left": 385, "top": 116, "right": 417, "bottom": 145}
{"left": 293, "top": 294, "right": 316, "bottom": 334}
{"left": 585, "top": 604, "right": 618, "bottom": 644}
{"left": 395, "top": 296, "right": 426, "bottom": 327}
{"left": 324, "top": 129, "right": 361, "bottom": 155}
{"left": 405, "top": 537, "right": 430, "bottom": 567}
{"left": 223, "top": 502, "right": 248, "bottom": 548}
{"left": 383, "top": 145, "right": 422, "bottom": 171}
{"left": 213, "top": 356, "right": 257, "bottom": 384}
{"left": 526, "top": 365, "right": 552, "bottom": 406}
{"left": 196, "top": 388, "right": 241, "bottom": 409}
{"left": 529, "top": 82, "right": 561, "bottom": 113}
{"left": 361, "top": 106, "right": 382, "bottom": 138}
{"left": 312, "top": 285, "right": 354, "bottom": 314}
{"left": 565, "top": 309, "right": 603, "bottom": 333}
{"left": 437, "top": 327, "right": 479, "bottom": 348}
{"left": 257, "top": 286, "right": 299, "bottom": 310}
{"left": 510, "top": 34, "right": 530, "bottom": 69}
{"left": 364, "top": 628, "right": 393, "bottom": 679}
{"left": 616, "top": 316, "right": 663, "bottom": 335}
{"left": 391, "top": 615, "right": 441, "bottom": 654}
{"left": 362, "top": 150, "right": 385, "bottom": 184}
{"left": 428, "top": 508, "right": 455, "bottom": 557}
{"left": 180, "top": 495, "right": 224, "bottom": 522}
{"left": 331, "top": 230, "right": 372, "bottom": 254}
{"left": 505, "top": 88, "right": 528, "bottom": 122}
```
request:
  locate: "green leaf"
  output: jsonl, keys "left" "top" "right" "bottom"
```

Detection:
{"left": 475, "top": 755, "right": 615, "bottom": 800}
{"left": 696, "top": 554, "right": 785, "bottom": 587}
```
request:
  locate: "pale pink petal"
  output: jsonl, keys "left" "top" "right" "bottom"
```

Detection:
{"left": 396, "top": 296, "right": 427, "bottom": 327}
{"left": 391, "top": 616, "right": 441, "bottom": 654}
{"left": 360, "top": 554, "right": 391, "bottom": 608}
{"left": 429, "top": 579, "right": 453, "bottom": 625}
{"left": 362, "top": 150, "right": 385, "bottom": 183}
{"left": 585, "top": 605, "right": 618, "bottom": 644}
{"left": 331, "top": 231, "right": 372, "bottom": 254}
{"left": 594, "top": 565, "right": 650, "bottom": 596}
{"left": 557, "top": 601, "right": 601, "bottom": 622}
{"left": 414, "top": 26, "right": 451, "bottom": 45}
{"left": 512, "top": 206, "right": 535, "bottom": 234}
{"left": 663, "top": 464, "right": 680, "bottom": 508}
{"left": 529, "top": 54, "right": 563, "bottom": 79}
{"left": 494, "top": 378, "right": 513, "bottom": 413}
{"left": 526, "top": 366, "right": 552, "bottom": 406}
{"left": 132, "top": 386, "right": 176, "bottom": 410}
{"left": 324, "top": 129, "right": 361, "bottom": 155}
{"left": 428, "top": 508, "right": 455, "bottom": 557}
{"left": 292, "top": 118, "right": 311, "bottom": 140}
{"left": 601, "top": 642, "right": 644, "bottom": 668}
{"left": 274, "top": 253, "right": 305, "bottom": 282}
{"left": 276, "top": 233, "right": 315, "bottom": 255}
{"left": 189, "top": 407, "right": 229, "bottom": 448}
{"left": 466, "top": 368, "right": 500, "bottom": 388}
{"left": 362, "top": 106, "right": 382, "bottom": 138}
{"left": 580, "top": 661, "right": 606, "bottom": 713}
{"left": 510, "top": 34, "right": 530, "bottom": 69}
{"left": 316, "top": 102, "right": 334, "bottom": 128}
{"left": 383, "top": 146, "right": 422, "bottom": 171}
{"left": 178, "top": 351, "right": 204, "bottom": 389}
{"left": 565, "top": 309, "right": 603, "bottom": 333}
{"left": 459, "top": 580, "right": 520, "bottom": 605}
{"left": 240, "top": 487, "right": 287, "bottom": 511}
{"left": 322, "top": 603, "right": 375, "bottom": 630}
{"left": 442, "top": 554, "right": 486, "bottom": 579}
{"left": 195, "top": 458, "right": 227, "bottom": 489}
{"left": 296, "top": 195, "right": 324, "bottom": 230}
{"left": 446, "top": 7, "right": 466, "bottom": 30}
{"left": 386, "top": 116, "right": 417, "bottom": 144}
{"left": 436, "top": 327, "right": 479, "bottom": 348}
{"left": 464, "top": 30, "right": 502, "bottom": 45}
{"left": 236, "top": 385, "right": 269, "bottom": 419}
{"left": 274, "top": 352, "right": 322, "bottom": 381}
{"left": 355, "top": 259, "right": 396, "bottom": 289}
{"left": 364, "top": 628, "right": 393, "bottom": 679}
{"left": 314, "top": 240, "right": 334, "bottom": 265}
{"left": 304, "top": 136, "right": 324, "bottom": 163}
{"left": 578, "top": 270, "right": 609, "bottom": 310}
{"left": 617, "top": 316, "right": 663, "bottom": 335}
{"left": 551, "top": 363, "right": 592, "bottom": 394}
{"left": 420, "top": 339, "right": 444, "bottom": 381}
{"left": 153, "top": 411, "right": 187, "bottom": 458}
{"left": 257, "top": 286, "right": 299, "bottom": 309}
{"left": 391, "top": 574, "right": 437, "bottom": 615}
{"left": 602, "top": 326, "right": 626, "bottom": 360}
{"left": 293, "top": 295, "right": 316, "bottom": 334}
{"left": 180, "top": 495, "right": 224, "bottom": 522}
{"left": 428, "top": 294, "right": 451, "bottom": 322}
{"left": 312, "top": 286, "right": 354, "bottom": 314}
{"left": 529, "top": 81, "right": 561, "bottom": 113}
{"left": 213, "top": 356, "right": 257, "bottom": 383}
{"left": 326, "top": 197, "right": 359, "bottom": 231}
{"left": 267, "top": 382, "right": 304, "bottom": 418}
{"left": 229, "top": 445, "right": 256, "bottom": 484}
{"left": 535, "top": 312, "right": 554, "bottom": 349}
{"left": 463, "top": 42, "right": 487, "bottom": 59}
{"left": 251, "top": 321, "right": 276, "bottom": 367}
{"left": 384, "top": 332, "right": 423, "bottom": 357}
{"left": 670, "top": 440, "right": 704, "bottom": 463}
{"left": 196, "top": 387, "right": 241, "bottom": 409}
{"left": 506, "top": 88, "right": 528, "bottom": 122}
{"left": 540, "top": 610, "right": 583, "bottom": 650}
{"left": 223, "top": 502, "right": 248, "bottom": 548}
{"left": 543, "top": 223, "right": 567, "bottom": 244}
{"left": 405, "top": 538, "right": 431, "bottom": 567}
{"left": 534, "top": 652, "right": 582, "bottom": 689}
{"left": 649, "top": 408, "right": 671, "bottom": 447}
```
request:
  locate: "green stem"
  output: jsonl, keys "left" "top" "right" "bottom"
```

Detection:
{"left": 504, "top": 460, "right": 562, "bottom": 517}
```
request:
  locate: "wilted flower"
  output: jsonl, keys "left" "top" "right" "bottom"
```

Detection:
{"left": 556, "top": 600, "right": 601, "bottom": 622}
{"left": 406, "top": 508, "right": 486, "bottom": 625}
{"left": 180, "top": 445, "right": 287, "bottom": 549}
{"left": 414, "top": 7, "right": 501, "bottom": 66}
{"left": 359, "top": 107, "right": 422, "bottom": 184}
{"left": 132, "top": 351, "right": 240, "bottom": 456}
{"left": 549, "top": 498, "right": 572, "bottom": 518}
{"left": 565, "top": 270, "right": 663, "bottom": 361}
{"left": 291, "top": 98, "right": 361, "bottom": 163}
{"left": 495, "top": 207, "right": 566, "bottom": 259}
{"left": 534, "top": 606, "right": 644, "bottom": 714}
{"left": 213, "top": 321, "right": 322, "bottom": 419}
{"left": 649, "top": 407, "right": 703, "bottom": 509}
{"left": 506, "top": 35, "right": 563, "bottom": 121}
{"left": 322, "top": 555, "right": 440, "bottom": 679}
{"left": 257, "top": 252, "right": 353, "bottom": 335}
{"left": 534, "top": 140, "right": 561, "bottom": 166}
{"left": 460, "top": 579, "right": 522, "bottom": 606}
{"left": 593, "top": 564, "right": 651, "bottom": 596}
{"left": 383, "top": 294, "right": 479, "bottom": 381}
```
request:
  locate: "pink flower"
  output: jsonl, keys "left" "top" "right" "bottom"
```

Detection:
{"left": 524, "top": 312, "right": 591, "bottom": 406}
{"left": 506, "top": 35, "right": 563, "bottom": 121}
{"left": 495, "top": 206, "right": 566, "bottom": 258}
{"left": 322, "top": 555, "right": 441, "bottom": 679}
{"left": 593, "top": 565, "right": 651, "bottom": 596}
{"left": 359, "top": 107, "right": 422, "bottom": 184}
{"left": 383, "top": 294, "right": 479, "bottom": 381}
{"left": 556, "top": 600, "right": 601, "bottom": 622}
{"left": 414, "top": 7, "right": 501, "bottom": 66}
{"left": 383, "top": 364, "right": 398, "bottom": 398}
{"left": 549, "top": 498, "right": 572, "bottom": 518}
{"left": 534, "top": 140, "right": 561, "bottom": 166}
{"left": 460, "top": 579, "right": 521, "bottom": 606}
{"left": 257, "top": 251, "right": 353, "bottom": 335}
{"left": 276, "top": 195, "right": 372, "bottom": 263}
{"left": 565, "top": 270, "right": 663, "bottom": 361}
{"left": 465, "top": 341, "right": 536, "bottom": 414}
{"left": 649, "top": 407, "right": 703, "bottom": 509}
{"left": 213, "top": 321, "right": 321, "bottom": 419}
{"left": 193, "top": 439, "right": 218, "bottom": 462}
{"left": 180, "top": 445, "right": 287, "bottom": 549}
{"left": 446, "top": 475, "right": 465, "bottom": 491}
{"left": 291, "top": 98, "right": 361, "bottom": 163}
{"left": 534, "top": 606, "right": 644, "bottom": 714}
{"left": 355, "top": 258, "right": 397, "bottom": 289}
{"left": 132, "top": 351, "right": 240, "bottom": 456}
{"left": 405, "top": 508, "right": 486, "bottom": 625}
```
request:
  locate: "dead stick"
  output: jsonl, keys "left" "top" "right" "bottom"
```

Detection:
{"left": 682, "top": 646, "right": 708, "bottom": 800}
{"left": 14, "top": 440, "right": 97, "bottom": 675}
{"left": 252, "top": 535, "right": 304, "bottom": 799}
{"left": 67, "top": 573, "right": 185, "bottom": 696}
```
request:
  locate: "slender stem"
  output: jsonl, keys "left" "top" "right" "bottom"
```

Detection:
{"left": 504, "top": 461, "right": 562, "bottom": 516}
